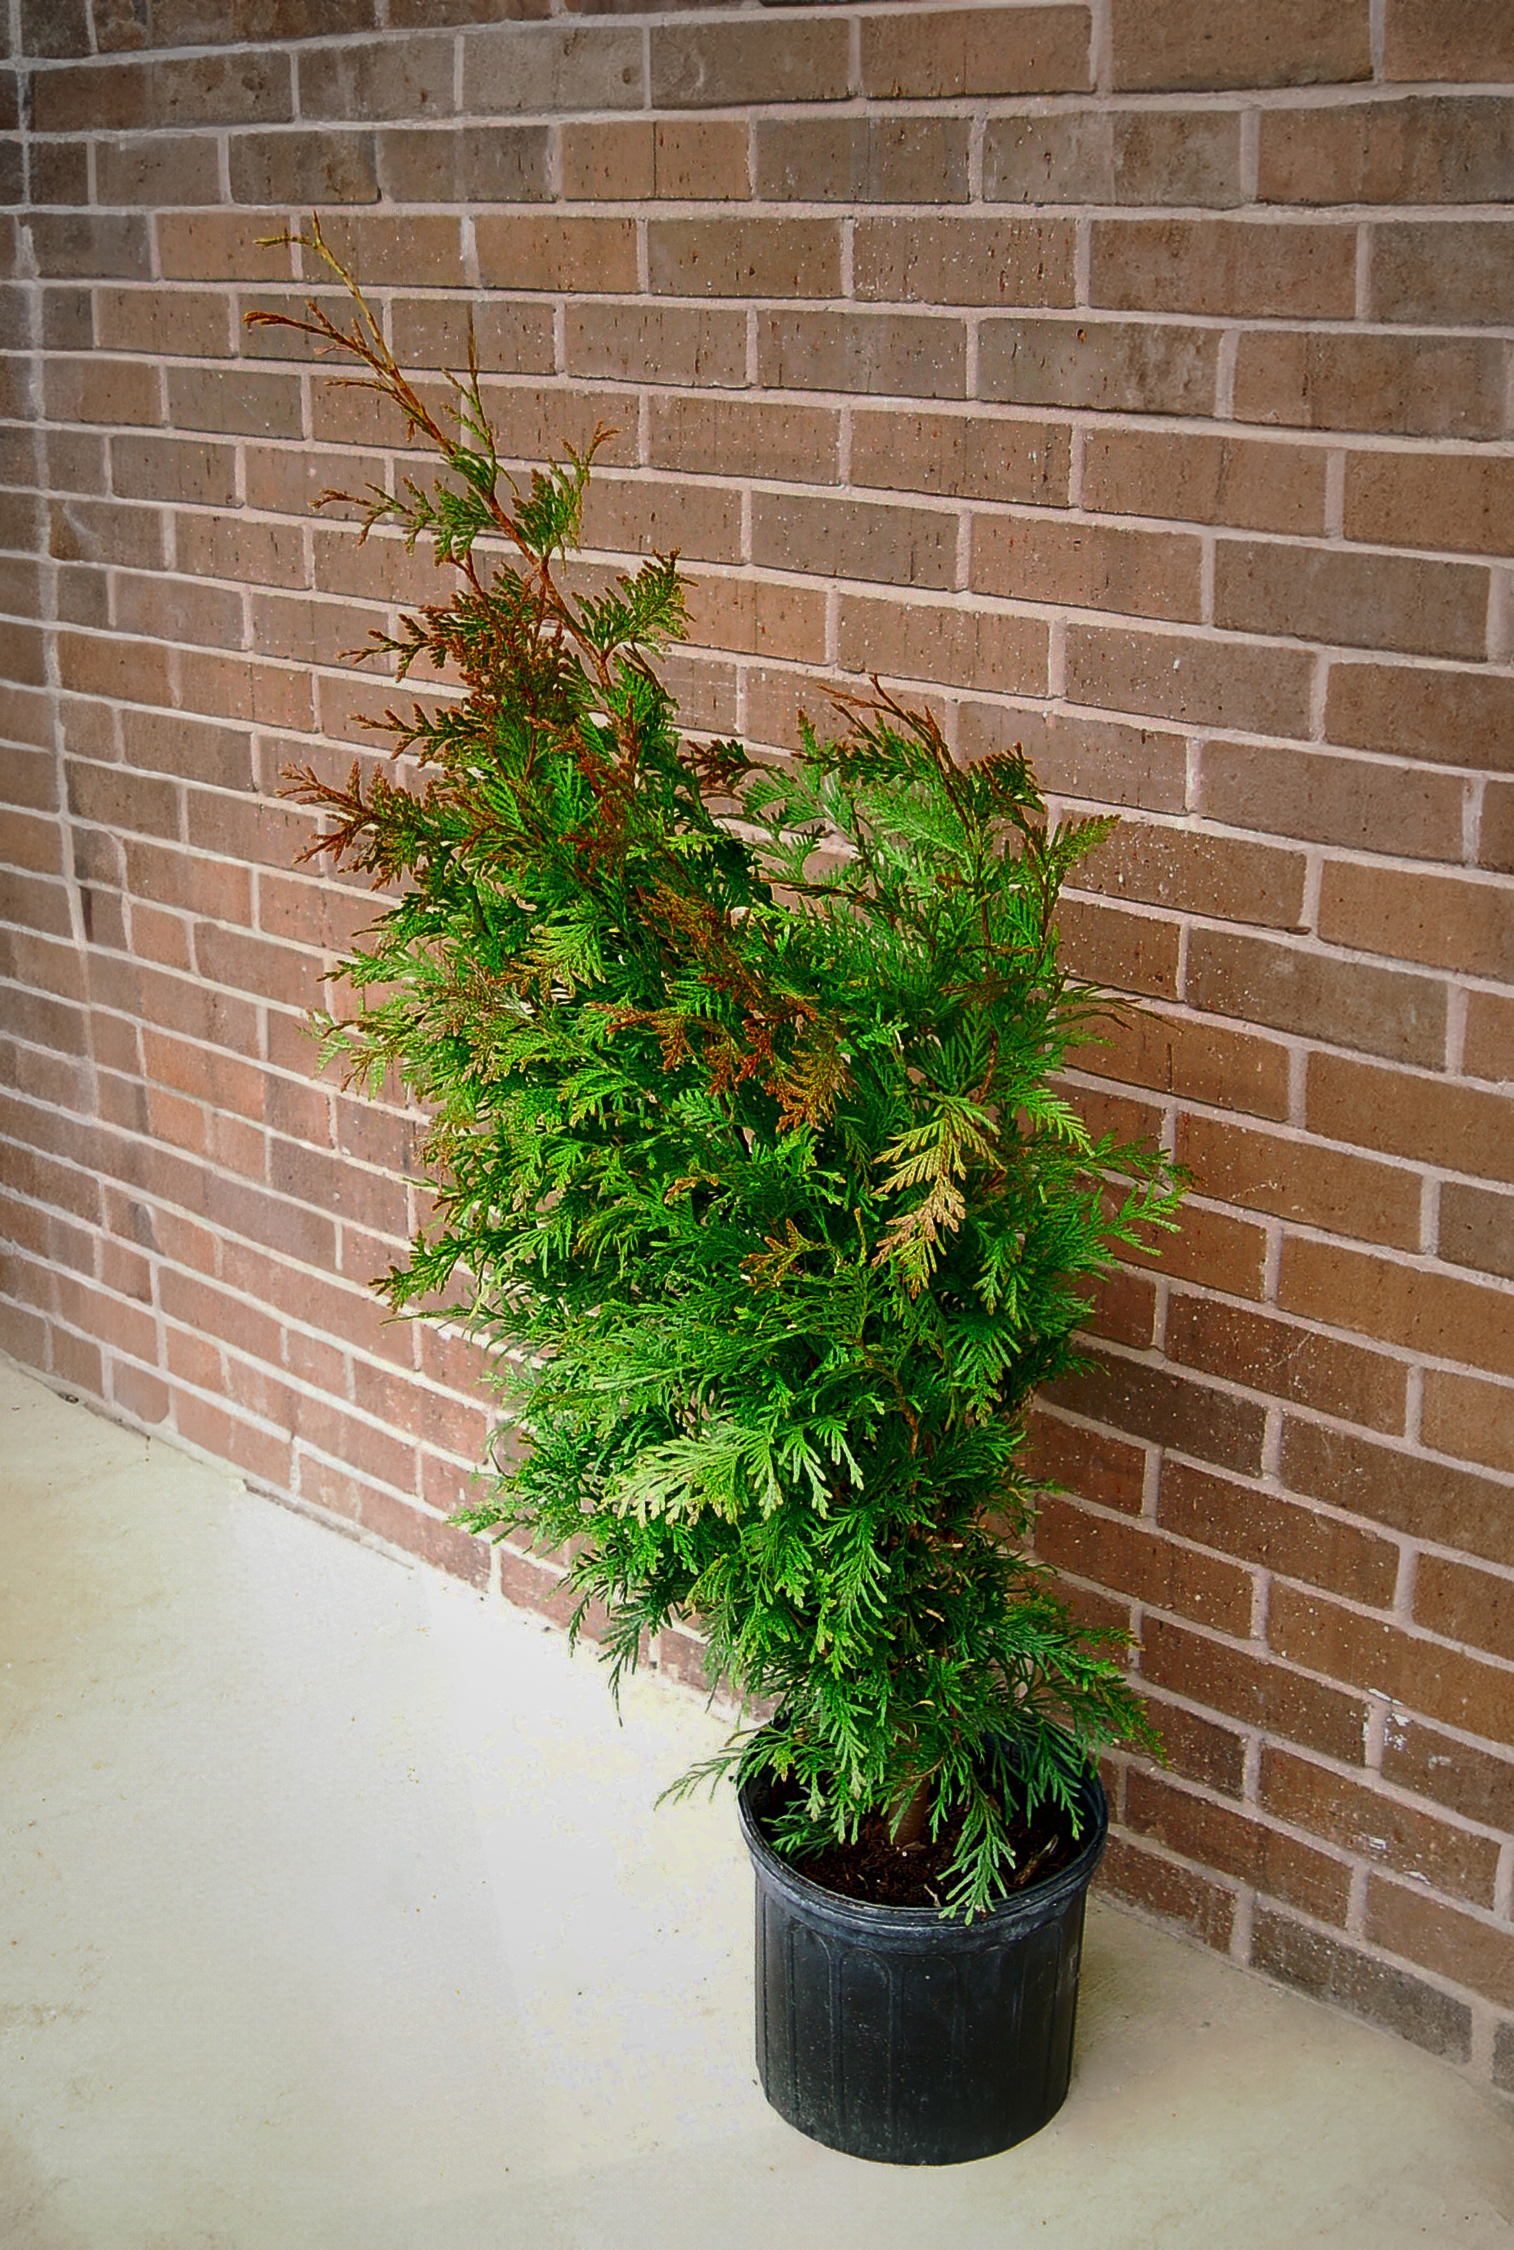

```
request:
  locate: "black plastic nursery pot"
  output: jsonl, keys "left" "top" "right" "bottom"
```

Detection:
{"left": 736, "top": 1767, "right": 1108, "bottom": 2167}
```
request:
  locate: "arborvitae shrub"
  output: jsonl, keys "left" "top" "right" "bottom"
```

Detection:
{"left": 255, "top": 232, "right": 1183, "bottom": 1916}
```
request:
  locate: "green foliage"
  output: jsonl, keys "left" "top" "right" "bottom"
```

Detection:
{"left": 260, "top": 225, "right": 1184, "bottom": 1918}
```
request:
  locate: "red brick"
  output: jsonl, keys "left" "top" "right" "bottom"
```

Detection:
{"left": 475, "top": 214, "right": 637, "bottom": 295}
{"left": 45, "top": 355, "right": 161, "bottom": 430}
{"left": 980, "top": 316, "right": 1219, "bottom": 417}
{"left": 1126, "top": 1768, "right": 1351, "bottom": 1921}
{"left": 295, "top": 35, "right": 454, "bottom": 122}
{"left": 1344, "top": 449, "right": 1514, "bottom": 562}
{"left": 1162, "top": 1456, "right": 1400, "bottom": 1606}
{"left": 461, "top": 23, "right": 642, "bottom": 116}
{"left": 27, "top": 214, "right": 152, "bottom": 282}
{"left": 1215, "top": 540, "right": 1488, "bottom": 663}
{"left": 1111, "top": 0, "right": 1371, "bottom": 91}
{"left": 677, "top": 574, "right": 826, "bottom": 666}
{"left": 497, "top": 1542, "right": 575, "bottom": 1628}
{"left": 837, "top": 595, "right": 1047, "bottom": 699}
{"left": 757, "top": 116, "right": 971, "bottom": 206}
{"left": 228, "top": 130, "right": 379, "bottom": 206}
{"left": 1416, "top": 1551, "right": 1514, "bottom": 1667}
{"left": 181, "top": 514, "right": 308, "bottom": 595}
{"left": 1138, "top": 1696, "right": 1249, "bottom": 1795}
{"left": 1371, "top": 220, "right": 1514, "bottom": 328}
{"left": 241, "top": 593, "right": 379, "bottom": 682}
{"left": 0, "top": 741, "right": 60, "bottom": 814}
{"left": 1172, "top": 1291, "right": 1406, "bottom": 1431}
{"left": 855, "top": 217, "right": 1076, "bottom": 309}
{"left": 112, "top": 433, "right": 237, "bottom": 508}
{"left": 1259, "top": 94, "right": 1514, "bottom": 206}
{"left": 972, "top": 512, "right": 1201, "bottom": 624}
{"left": 116, "top": 571, "right": 245, "bottom": 653}
{"left": 752, "top": 492, "right": 957, "bottom": 591}
{"left": 1077, "top": 821, "right": 1305, "bottom": 929}
{"left": 65, "top": 759, "right": 179, "bottom": 843}
{"left": 1282, "top": 1417, "right": 1514, "bottom": 1575}
{"left": 51, "top": 1327, "right": 106, "bottom": 1398}
{"left": 387, "top": 296, "right": 553, "bottom": 378}
{"left": 1099, "top": 1831, "right": 1237, "bottom": 1950}
{"left": 1252, "top": 1908, "right": 1473, "bottom": 2061}
{"left": 95, "top": 132, "right": 221, "bottom": 207}
{"left": 1119, "top": 1196, "right": 1267, "bottom": 1299}
{"left": 1196, "top": 739, "right": 1465, "bottom": 862}
{"left": 1039, "top": 1494, "right": 1254, "bottom": 1632}
{"left": 1055, "top": 894, "right": 1179, "bottom": 1001}
{"left": 1081, "top": 428, "right": 1326, "bottom": 537}
{"left": 548, "top": 113, "right": 656, "bottom": 199}
{"left": 379, "top": 121, "right": 550, "bottom": 205}
{"left": 49, "top": 499, "right": 154, "bottom": 589}
{"left": 1260, "top": 1750, "right": 1500, "bottom": 1909}
{"left": 653, "top": 1627, "right": 715, "bottom": 1696}
{"left": 580, "top": 475, "right": 743, "bottom": 566}
{"left": 1023, "top": 1406, "right": 1149, "bottom": 1514}
{"left": 168, "top": 364, "right": 302, "bottom": 442}
{"left": 959, "top": 705, "right": 1190, "bottom": 812}
{"left": 473, "top": 383, "right": 635, "bottom": 472}
{"left": 1091, "top": 217, "right": 1356, "bottom": 319}
{"left": 985, "top": 107, "right": 1243, "bottom": 209}
{"left": 1064, "top": 622, "right": 1316, "bottom": 738}
{"left": 171, "top": 1387, "right": 294, "bottom": 1489}
{"left": 1319, "top": 861, "right": 1514, "bottom": 981}
{"left": 1326, "top": 661, "right": 1514, "bottom": 776}
{"left": 1187, "top": 927, "right": 1446, "bottom": 1070}
{"left": 2, "top": 866, "right": 73, "bottom": 937}
{"left": 1281, "top": 1235, "right": 1514, "bottom": 1382}
{"left": 1086, "top": 1005, "right": 1292, "bottom": 1123}
{"left": 1272, "top": 1582, "right": 1514, "bottom": 1745}
{"left": 860, "top": 7, "right": 1092, "bottom": 98}
{"left": 0, "top": 810, "right": 64, "bottom": 877}
{"left": 1233, "top": 330, "right": 1510, "bottom": 441}
{"left": 0, "top": 1134, "right": 102, "bottom": 1230}
{"left": 649, "top": 219, "right": 840, "bottom": 301}
{"left": 1439, "top": 1182, "right": 1514, "bottom": 1285}
{"left": 852, "top": 408, "right": 1068, "bottom": 508}
{"left": 1174, "top": 1113, "right": 1421, "bottom": 1251}
{"left": 560, "top": 118, "right": 749, "bottom": 203}
{"left": 649, "top": 17, "right": 849, "bottom": 108}
{"left": 1421, "top": 1369, "right": 1514, "bottom": 1479}
{"left": 1045, "top": 1345, "right": 1267, "bottom": 1475}
{"left": 350, "top": 1358, "right": 489, "bottom": 1463}
{"left": 563, "top": 302, "right": 745, "bottom": 388}
{"left": 307, "top": 527, "right": 433, "bottom": 613}
{"left": 1080, "top": 1265, "right": 1160, "bottom": 1349}
{"left": 759, "top": 310, "right": 967, "bottom": 401}
{"left": 738, "top": 661, "right": 845, "bottom": 756}
{"left": 647, "top": 395, "right": 839, "bottom": 486}
{"left": 1384, "top": 1, "right": 1514, "bottom": 84}
{"left": 0, "top": 1302, "right": 52, "bottom": 1373}
{"left": 1381, "top": 1714, "right": 1514, "bottom": 1831}
{"left": 156, "top": 210, "right": 295, "bottom": 283}
{"left": 1464, "top": 991, "right": 1514, "bottom": 1083}
{"left": 1367, "top": 1878, "right": 1514, "bottom": 2011}
{"left": 1481, "top": 780, "right": 1514, "bottom": 877}
{"left": 349, "top": 1483, "right": 493, "bottom": 1590}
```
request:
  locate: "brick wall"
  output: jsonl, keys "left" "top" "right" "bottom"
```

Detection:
{"left": 4, "top": 0, "right": 1514, "bottom": 2094}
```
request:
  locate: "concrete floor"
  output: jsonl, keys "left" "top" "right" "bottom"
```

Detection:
{"left": 1, "top": 1361, "right": 1510, "bottom": 2250}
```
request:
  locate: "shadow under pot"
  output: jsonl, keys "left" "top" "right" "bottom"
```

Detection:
{"left": 736, "top": 1765, "right": 1108, "bottom": 2167}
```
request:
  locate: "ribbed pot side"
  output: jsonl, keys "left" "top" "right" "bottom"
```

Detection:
{"left": 737, "top": 1770, "right": 1109, "bottom": 2166}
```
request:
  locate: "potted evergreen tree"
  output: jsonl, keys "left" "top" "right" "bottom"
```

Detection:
{"left": 251, "top": 232, "right": 1183, "bottom": 2168}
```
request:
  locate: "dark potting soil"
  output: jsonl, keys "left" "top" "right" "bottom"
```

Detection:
{"left": 763, "top": 1785, "right": 1083, "bottom": 1911}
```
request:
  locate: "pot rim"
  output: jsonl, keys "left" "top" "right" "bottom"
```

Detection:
{"left": 736, "top": 1764, "right": 1108, "bottom": 1947}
